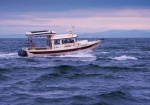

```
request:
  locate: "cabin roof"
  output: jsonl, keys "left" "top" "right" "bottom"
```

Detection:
{"left": 26, "top": 30, "right": 56, "bottom": 37}
{"left": 51, "top": 34, "right": 77, "bottom": 40}
{"left": 25, "top": 30, "right": 77, "bottom": 39}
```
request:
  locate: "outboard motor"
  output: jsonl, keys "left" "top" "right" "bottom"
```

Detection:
{"left": 18, "top": 49, "right": 27, "bottom": 57}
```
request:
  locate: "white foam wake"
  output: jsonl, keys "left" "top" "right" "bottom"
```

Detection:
{"left": 52, "top": 51, "right": 97, "bottom": 61}
{"left": 100, "top": 52, "right": 110, "bottom": 54}
{"left": 0, "top": 53, "right": 18, "bottom": 59}
{"left": 59, "top": 52, "right": 95, "bottom": 58}
{"left": 110, "top": 55, "right": 138, "bottom": 61}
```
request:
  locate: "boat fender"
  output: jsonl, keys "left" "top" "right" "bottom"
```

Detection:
{"left": 31, "top": 47, "right": 35, "bottom": 50}
{"left": 18, "top": 50, "right": 27, "bottom": 57}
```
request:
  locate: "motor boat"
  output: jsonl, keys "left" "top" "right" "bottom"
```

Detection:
{"left": 18, "top": 30, "right": 104, "bottom": 57}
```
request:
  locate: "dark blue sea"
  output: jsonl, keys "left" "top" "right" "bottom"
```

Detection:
{"left": 0, "top": 38, "right": 150, "bottom": 105}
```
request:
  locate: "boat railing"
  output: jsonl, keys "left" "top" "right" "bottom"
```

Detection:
{"left": 88, "top": 35, "right": 99, "bottom": 41}
{"left": 28, "top": 47, "right": 51, "bottom": 50}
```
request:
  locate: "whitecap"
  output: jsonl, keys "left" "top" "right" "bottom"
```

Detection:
{"left": 100, "top": 52, "right": 110, "bottom": 54}
{"left": 115, "top": 51, "right": 129, "bottom": 54}
{"left": 0, "top": 53, "right": 18, "bottom": 59}
{"left": 110, "top": 55, "right": 138, "bottom": 61}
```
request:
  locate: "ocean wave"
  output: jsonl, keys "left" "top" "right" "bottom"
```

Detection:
{"left": 0, "top": 68, "right": 11, "bottom": 73}
{"left": 100, "top": 90, "right": 126, "bottom": 98}
{"left": 33, "top": 65, "right": 78, "bottom": 82}
{"left": 102, "top": 66, "right": 131, "bottom": 71}
{"left": 0, "top": 53, "right": 18, "bottom": 59}
{"left": 53, "top": 65, "right": 76, "bottom": 69}
{"left": 88, "top": 63, "right": 100, "bottom": 68}
{"left": 110, "top": 55, "right": 138, "bottom": 61}
{"left": 37, "top": 73, "right": 61, "bottom": 81}
{"left": 146, "top": 51, "right": 150, "bottom": 53}
{"left": 0, "top": 74, "right": 9, "bottom": 81}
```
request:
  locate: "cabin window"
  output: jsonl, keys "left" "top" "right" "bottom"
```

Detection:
{"left": 62, "top": 38, "right": 74, "bottom": 44}
{"left": 54, "top": 39, "right": 60, "bottom": 45}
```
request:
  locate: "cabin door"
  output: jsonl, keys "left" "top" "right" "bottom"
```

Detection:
{"left": 47, "top": 38, "right": 52, "bottom": 49}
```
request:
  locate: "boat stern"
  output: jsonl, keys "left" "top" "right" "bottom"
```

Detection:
{"left": 18, "top": 49, "right": 28, "bottom": 57}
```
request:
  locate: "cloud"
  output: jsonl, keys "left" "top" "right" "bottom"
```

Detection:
{"left": 0, "top": 0, "right": 150, "bottom": 12}
{"left": 2, "top": 8, "right": 149, "bottom": 19}
{"left": 0, "top": 8, "right": 150, "bottom": 34}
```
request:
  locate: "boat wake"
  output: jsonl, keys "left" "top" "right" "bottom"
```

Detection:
{"left": 0, "top": 52, "right": 138, "bottom": 62}
{"left": 0, "top": 53, "right": 18, "bottom": 59}
{"left": 110, "top": 55, "right": 138, "bottom": 61}
{"left": 59, "top": 52, "right": 95, "bottom": 58}
{"left": 45, "top": 51, "right": 97, "bottom": 61}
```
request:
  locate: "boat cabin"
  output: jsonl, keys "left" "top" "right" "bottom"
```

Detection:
{"left": 26, "top": 30, "right": 78, "bottom": 50}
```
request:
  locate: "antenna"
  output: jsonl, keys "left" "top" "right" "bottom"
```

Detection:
{"left": 72, "top": 26, "right": 74, "bottom": 35}
{"left": 67, "top": 26, "right": 75, "bottom": 35}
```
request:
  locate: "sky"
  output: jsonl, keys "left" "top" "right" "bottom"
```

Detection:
{"left": 0, "top": 0, "right": 150, "bottom": 35}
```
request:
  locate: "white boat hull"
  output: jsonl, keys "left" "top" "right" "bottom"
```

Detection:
{"left": 18, "top": 40, "right": 102, "bottom": 57}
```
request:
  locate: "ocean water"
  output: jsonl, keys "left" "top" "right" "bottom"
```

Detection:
{"left": 0, "top": 38, "right": 150, "bottom": 105}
